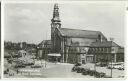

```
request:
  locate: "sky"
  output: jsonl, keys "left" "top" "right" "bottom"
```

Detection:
{"left": 4, "top": 1, "right": 126, "bottom": 46}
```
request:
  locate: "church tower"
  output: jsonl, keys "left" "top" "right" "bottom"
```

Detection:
{"left": 51, "top": 3, "right": 61, "bottom": 52}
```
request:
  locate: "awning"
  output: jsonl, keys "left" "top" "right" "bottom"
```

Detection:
{"left": 47, "top": 53, "right": 61, "bottom": 57}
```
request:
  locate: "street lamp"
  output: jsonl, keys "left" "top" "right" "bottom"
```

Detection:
{"left": 44, "top": 44, "right": 47, "bottom": 68}
{"left": 92, "top": 47, "right": 96, "bottom": 78}
{"left": 110, "top": 37, "right": 114, "bottom": 78}
{"left": 37, "top": 46, "right": 39, "bottom": 59}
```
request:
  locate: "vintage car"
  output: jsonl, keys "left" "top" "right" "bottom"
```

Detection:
{"left": 118, "top": 64, "right": 124, "bottom": 70}
{"left": 95, "top": 72, "right": 106, "bottom": 78}
{"left": 76, "top": 67, "right": 85, "bottom": 73}
{"left": 107, "top": 62, "right": 124, "bottom": 69}
{"left": 71, "top": 63, "right": 82, "bottom": 72}
{"left": 82, "top": 68, "right": 90, "bottom": 75}
{"left": 14, "top": 63, "right": 26, "bottom": 68}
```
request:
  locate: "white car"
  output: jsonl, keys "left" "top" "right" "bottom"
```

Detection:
{"left": 107, "top": 62, "right": 124, "bottom": 69}
{"left": 118, "top": 64, "right": 124, "bottom": 70}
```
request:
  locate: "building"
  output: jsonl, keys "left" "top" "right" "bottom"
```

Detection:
{"left": 37, "top": 40, "right": 52, "bottom": 59}
{"left": 116, "top": 47, "right": 124, "bottom": 62}
{"left": 51, "top": 4, "right": 108, "bottom": 63}
{"left": 38, "top": 4, "right": 124, "bottom": 64}
{"left": 88, "top": 41, "right": 124, "bottom": 64}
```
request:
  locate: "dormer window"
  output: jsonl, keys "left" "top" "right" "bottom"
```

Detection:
{"left": 98, "top": 34, "right": 102, "bottom": 42}
{"left": 98, "top": 35, "right": 101, "bottom": 40}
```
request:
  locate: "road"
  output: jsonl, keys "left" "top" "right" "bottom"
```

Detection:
{"left": 40, "top": 63, "right": 94, "bottom": 78}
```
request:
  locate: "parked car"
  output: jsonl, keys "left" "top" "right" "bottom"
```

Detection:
{"left": 14, "top": 64, "right": 26, "bottom": 68}
{"left": 100, "top": 62, "right": 107, "bottom": 67}
{"left": 77, "top": 65, "right": 90, "bottom": 74}
{"left": 98, "top": 72, "right": 106, "bottom": 78}
{"left": 89, "top": 70, "right": 96, "bottom": 76}
{"left": 76, "top": 67, "right": 84, "bottom": 73}
{"left": 107, "top": 62, "right": 124, "bottom": 69}
{"left": 71, "top": 66, "right": 78, "bottom": 72}
{"left": 118, "top": 64, "right": 124, "bottom": 70}
{"left": 71, "top": 63, "right": 82, "bottom": 72}
{"left": 24, "top": 62, "right": 34, "bottom": 66}
{"left": 82, "top": 68, "right": 90, "bottom": 75}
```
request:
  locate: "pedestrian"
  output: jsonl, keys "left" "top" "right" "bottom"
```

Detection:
{"left": 7, "top": 68, "right": 9, "bottom": 73}
{"left": 17, "top": 69, "right": 19, "bottom": 74}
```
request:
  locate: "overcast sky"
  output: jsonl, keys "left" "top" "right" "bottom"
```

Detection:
{"left": 4, "top": 1, "right": 126, "bottom": 46}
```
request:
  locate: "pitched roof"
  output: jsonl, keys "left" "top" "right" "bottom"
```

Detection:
{"left": 39, "top": 40, "right": 51, "bottom": 45}
{"left": 90, "top": 41, "right": 120, "bottom": 47}
{"left": 58, "top": 28, "right": 105, "bottom": 39}
{"left": 44, "top": 40, "right": 51, "bottom": 45}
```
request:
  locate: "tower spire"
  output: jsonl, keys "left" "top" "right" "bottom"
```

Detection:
{"left": 51, "top": 3, "right": 61, "bottom": 53}
{"left": 52, "top": 3, "right": 61, "bottom": 22}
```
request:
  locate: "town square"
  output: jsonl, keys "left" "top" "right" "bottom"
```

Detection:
{"left": 4, "top": 1, "right": 125, "bottom": 78}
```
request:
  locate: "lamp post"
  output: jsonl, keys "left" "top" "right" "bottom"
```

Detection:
{"left": 94, "top": 48, "right": 96, "bottom": 78}
{"left": 37, "top": 46, "right": 39, "bottom": 59}
{"left": 110, "top": 37, "right": 114, "bottom": 78}
{"left": 44, "top": 44, "right": 47, "bottom": 68}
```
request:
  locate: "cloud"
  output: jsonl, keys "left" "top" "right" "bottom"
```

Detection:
{"left": 4, "top": 2, "right": 125, "bottom": 46}
{"left": 8, "top": 7, "right": 48, "bottom": 24}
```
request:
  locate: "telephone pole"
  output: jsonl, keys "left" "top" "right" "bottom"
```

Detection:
{"left": 110, "top": 37, "right": 114, "bottom": 78}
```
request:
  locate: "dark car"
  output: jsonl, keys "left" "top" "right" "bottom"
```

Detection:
{"left": 82, "top": 69, "right": 90, "bottom": 75}
{"left": 72, "top": 66, "right": 77, "bottom": 72}
{"left": 76, "top": 67, "right": 85, "bottom": 73}
{"left": 89, "top": 70, "right": 96, "bottom": 76}
{"left": 71, "top": 66, "right": 79, "bottom": 72}
{"left": 118, "top": 67, "right": 124, "bottom": 70}
{"left": 24, "top": 62, "right": 34, "bottom": 66}
{"left": 95, "top": 72, "right": 106, "bottom": 78}
{"left": 100, "top": 62, "right": 107, "bottom": 67}
{"left": 14, "top": 64, "right": 26, "bottom": 68}
{"left": 31, "top": 65, "right": 42, "bottom": 68}
{"left": 71, "top": 63, "right": 82, "bottom": 72}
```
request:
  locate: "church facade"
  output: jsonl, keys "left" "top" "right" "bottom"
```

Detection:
{"left": 51, "top": 4, "right": 108, "bottom": 63}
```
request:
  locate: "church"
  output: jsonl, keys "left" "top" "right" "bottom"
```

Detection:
{"left": 50, "top": 4, "right": 108, "bottom": 63}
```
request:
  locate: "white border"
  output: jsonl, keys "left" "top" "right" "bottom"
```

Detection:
{"left": 1, "top": 0, "right": 4, "bottom": 80}
{"left": 1, "top": 0, "right": 128, "bottom": 80}
{"left": 125, "top": 1, "right": 128, "bottom": 79}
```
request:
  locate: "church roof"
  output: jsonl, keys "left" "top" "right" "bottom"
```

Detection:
{"left": 58, "top": 28, "right": 105, "bottom": 39}
{"left": 90, "top": 41, "right": 120, "bottom": 47}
